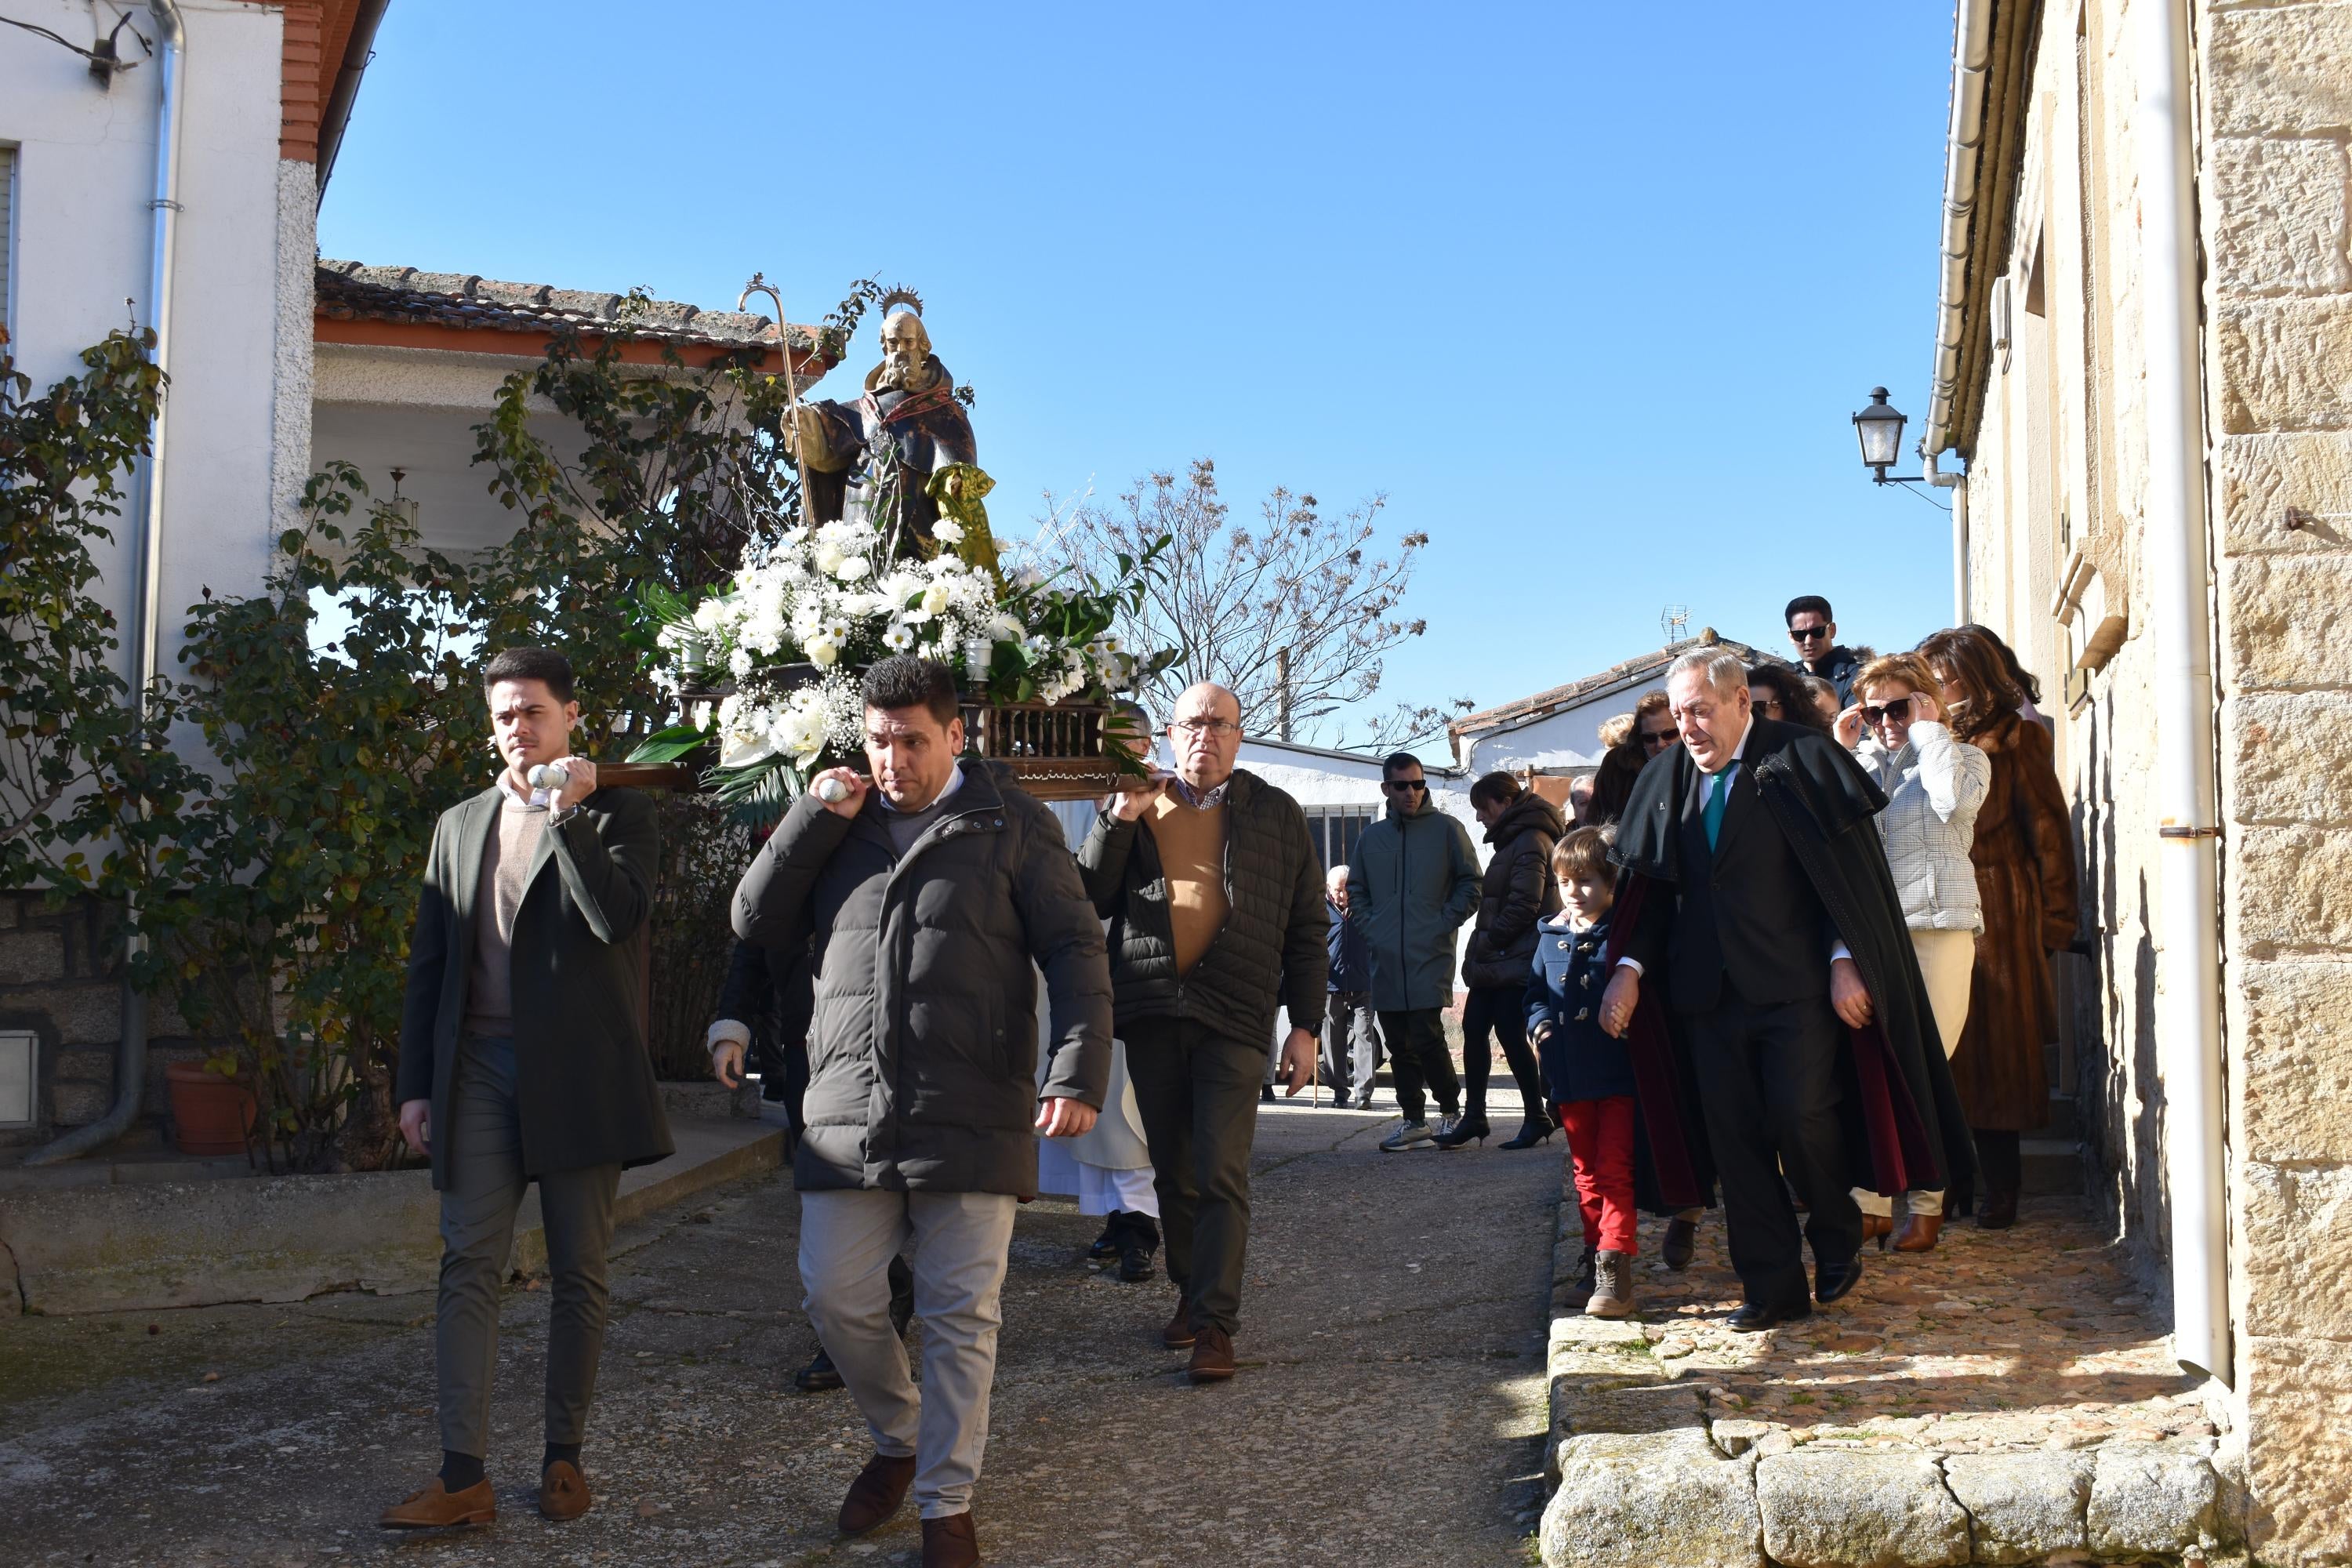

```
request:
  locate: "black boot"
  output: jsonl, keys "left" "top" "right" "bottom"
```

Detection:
{"left": 1498, "top": 1116, "right": 1555, "bottom": 1149}
{"left": 1116, "top": 1212, "right": 1160, "bottom": 1283}
{"left": 1434, "top": 1112, "right": 1490, "bottom": 1149}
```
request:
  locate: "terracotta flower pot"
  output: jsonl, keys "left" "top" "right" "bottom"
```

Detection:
{"left": 165, "top": 1062, "right": 256, "bottom": 1156}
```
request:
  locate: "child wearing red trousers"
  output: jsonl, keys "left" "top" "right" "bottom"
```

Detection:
{"left": 1527, "top": 827, "right": 1639, "bottom": 1318}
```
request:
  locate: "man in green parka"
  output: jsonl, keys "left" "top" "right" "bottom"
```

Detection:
{"left": 1345, "top": 752, "right": 1483, "bottom": 1151}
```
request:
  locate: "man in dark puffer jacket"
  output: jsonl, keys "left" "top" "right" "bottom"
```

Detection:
{"left": 732, "top": 656, "right": 1111, "bottom": 1566}
{"left": 1076, "top": 681, "right": 1327, "bottom": 1384}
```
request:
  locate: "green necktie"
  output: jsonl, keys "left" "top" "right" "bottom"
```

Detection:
{"left": 1703, "top": 768, "right": 1730, "bottom": 851}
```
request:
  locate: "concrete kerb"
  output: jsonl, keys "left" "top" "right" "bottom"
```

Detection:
{"left": 0, "top": 1115, "right": 782, "bottom": 1316}
{"left": 1535, "top": 1162, "right": 2242, "bottom": 1568}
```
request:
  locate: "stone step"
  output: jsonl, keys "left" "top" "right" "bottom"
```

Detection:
{"left": 2044, "top": 1091, "right": 2078, "bottom": 1141}
{"left": 2022, "top": 1136, "right": 2082, "bottom": 1196}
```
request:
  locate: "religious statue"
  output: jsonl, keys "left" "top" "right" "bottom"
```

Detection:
{"left": 782, "top": 291, "right": 988, "bottom": 562}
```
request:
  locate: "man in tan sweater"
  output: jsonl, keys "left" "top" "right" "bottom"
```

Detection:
{"left": 1076, "top": 682, "right": 1327, "bottom": 1382}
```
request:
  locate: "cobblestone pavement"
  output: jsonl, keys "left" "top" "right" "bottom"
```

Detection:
{"left": 1594, "top": 1194, "right": 2215, "bottom": 1454}
{"left": 2, "top": 1094, "right": 1559, "bottom": 1566}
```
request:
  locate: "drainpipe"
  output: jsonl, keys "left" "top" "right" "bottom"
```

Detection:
{"left": 24, "top": 0, "right": 186, "bottom": 1167}
{"left": 2138, "top": 0, "right": 2230, "bottom": 1385}
{"left": 1926, "top": 448, "right": 1969, "bottom": 622}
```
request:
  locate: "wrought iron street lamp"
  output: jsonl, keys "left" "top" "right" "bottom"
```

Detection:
{"left": 1853, "top": 387, "right": 1920, "bottom": 485}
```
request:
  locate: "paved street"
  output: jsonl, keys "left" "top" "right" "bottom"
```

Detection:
{"left": 4, "top": 1096, "right": 1559, "bottom": 1566}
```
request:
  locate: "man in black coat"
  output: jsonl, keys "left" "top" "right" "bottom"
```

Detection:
{"left": 382, "top": 648, "right": 673, "bottom": 1530}
{"left": 1323, "top": 863, "right": 1382, "bottom": 1109}
{"left": 1601, "top": 649, "right": 1972, "bottom": 1330}
{"left": 731, "top": 656, "right": 1111, "bottom": 1566}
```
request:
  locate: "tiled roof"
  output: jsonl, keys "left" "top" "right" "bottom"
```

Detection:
{"left": 314, "top": 260, "right": 833, "bottom": 359}
{"left": 1448, "top": 631, "right": 1781, "bottom": 737}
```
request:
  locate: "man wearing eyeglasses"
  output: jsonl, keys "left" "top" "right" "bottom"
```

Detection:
{"left": 1345, "top": 753, "right": 1483, "bottom": 1152}
{"left": 1785, "top": 596, "right": 1866, "bottom": 708}
{"left": 1076, "top": 683, "right": 1325, "bottom": 1384}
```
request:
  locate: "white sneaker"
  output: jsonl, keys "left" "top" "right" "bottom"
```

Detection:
{"left": 1379, "top": 1120, "right": 1436, "bottom": 1152}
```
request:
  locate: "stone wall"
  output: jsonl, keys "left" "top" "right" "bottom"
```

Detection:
{"left": 0, "top": 893, "right": 202, "bottom": 1155}
{"left": 1953, "top": 2, "right": 2352, "bottom": 1562}
{"left": 2202, "top": 4, "right": 2352, "bottom": 1562}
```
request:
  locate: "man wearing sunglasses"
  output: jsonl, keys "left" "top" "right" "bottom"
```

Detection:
{"left": 1785, "top": 595, "right": 1866, "bottom": 708}
{"left": 1345, "top": 753, "right": 1483, "bottom": 1152}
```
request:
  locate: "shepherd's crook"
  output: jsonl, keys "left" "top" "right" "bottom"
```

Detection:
{"left": 738, "top": 272, "right": 806, "bottom": 524}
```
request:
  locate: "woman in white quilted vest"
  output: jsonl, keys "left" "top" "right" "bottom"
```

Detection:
{"left": 1834, "top": 651, "right": 1991, "bottom": 1254}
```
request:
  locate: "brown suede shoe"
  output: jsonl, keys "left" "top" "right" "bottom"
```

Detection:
{"left": 379, "top": 1477, "right": 495, "bottom": 1529}
{"left": 837, "top": 1451, "right": 918, "bottom": 1535}
{"left": 921, "top": 1508, "right": 980, "bottom": 1568}
{"left": 538, "top": 1460, "right": 592, "bottom": 1521}
{"left": 1188, "top": 1324, "right": 1236, "bottom": 1383}
{"left": 1160, "top": 1297, "right": 1196, "bottom": 1350}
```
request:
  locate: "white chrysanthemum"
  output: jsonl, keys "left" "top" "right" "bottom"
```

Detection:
{"left": 691, "top": 594, "right": 731, "bottom": 634}
{"left": 989, "top": 612, "right": 1025, "bottom": 640}
{"left": 882, "top": 620, "right": 917, "bottom": 652}
{"left": 931, "top": 519, "right": 965, "bottom": 543}
{"left": 728, "top": 646, "right": 756, "bottom": 679}
{"left": 831, "top": 554, "right": 871, "bottom": 583}
{"left": 789, "top": 601, "right": 825, "bottom": 641}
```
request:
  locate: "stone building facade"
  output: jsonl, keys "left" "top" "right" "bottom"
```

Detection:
{"left": 1928, "top": 1, "right": 2352, "bottom": 1559}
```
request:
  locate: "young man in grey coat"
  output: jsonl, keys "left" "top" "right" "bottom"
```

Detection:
{"left": 731, "top": 656, "right": 1112, "bottom": 1568}
{"left": 1347, "top": 750, "right": 1483, "bottom": 1151}
{"left": 381, "top": 648, "right": 673, "bottom": 1530}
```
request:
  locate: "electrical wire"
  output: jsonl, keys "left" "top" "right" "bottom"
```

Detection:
{"left": 2, "top": 9, "right": 150, "bottom": 74}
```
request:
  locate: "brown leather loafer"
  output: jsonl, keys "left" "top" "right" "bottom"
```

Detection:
{"left": 1893, "top": 1213, "right": 1944, "bottom": 1253}
{"left": 837, "top": 1451, "right": 917, "bottom": 1535}
{"left": 379, "top": 1477, "right": 495, "bottom": 1529}
{"left": 921, "top": 1508, "right": 981, "bottom": 1568}
{"left": 1160, "top": 1298, "right": 1196, "bottom": 1350}
{"left": 538, "top": 1460, "right": 592, "bottom": 1521}
{"left": 1188, "top": 1324, "right": 1236, "bottom": 1383}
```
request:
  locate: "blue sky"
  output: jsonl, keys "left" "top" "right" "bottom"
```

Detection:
{"left": 321, "top": 1, "right": 1962, "bottom": 744}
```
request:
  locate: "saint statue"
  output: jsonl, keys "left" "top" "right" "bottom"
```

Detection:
{"left": 782, "top": 292, "right": 986, "bottom": 560}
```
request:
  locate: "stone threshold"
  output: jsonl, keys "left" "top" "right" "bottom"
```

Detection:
{"left": 1535, "top": 1163, "right": 2246, "bottom": 1566}
{"left": 0, "top": 1115, "right": 782, "bottom": 1316}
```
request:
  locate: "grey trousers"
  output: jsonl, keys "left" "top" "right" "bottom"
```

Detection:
{"left": 435, "top": 1036, "right": 621, "bottom": 1460}
{"left": 1323, "top": 992, "right": 1382, "bottom": 1102}
{"left": 800, "top": 1188, "right": 1017, "bottom": 1519}
{"left": 1124, "top": 1015, "right": 1264, "bottom": 1335}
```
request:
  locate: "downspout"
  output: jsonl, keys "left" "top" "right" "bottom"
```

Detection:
{"left": 1926, "top": 448, "right": 1969, "bottom": 623}
{"left": 24, "top": 0, "right": 186, "bottom": 1166}
{"left": 2139, "top": 0, "right": 2230, "bottom": 1385}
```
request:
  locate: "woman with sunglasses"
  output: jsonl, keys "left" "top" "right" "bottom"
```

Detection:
{"left": 1744, "top": 663, "right": 1831, "bottom": 735}
{"left": 1832, "top": 654, "right": 1991, "bottom": 1252}
{"left": 1916, "top": 628, "right": 2080, "bottom": 1230}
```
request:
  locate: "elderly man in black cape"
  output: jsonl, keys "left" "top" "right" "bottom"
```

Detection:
{"left": 1597, "top": 648, "right": 1973, "bottom": 1330}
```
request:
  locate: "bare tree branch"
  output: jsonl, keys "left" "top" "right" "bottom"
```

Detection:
{"left": 1038, "top": 459, "right": 1436, "bottom": 750}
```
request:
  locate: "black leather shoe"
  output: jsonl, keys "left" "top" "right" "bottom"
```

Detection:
{"left": 1661, "top": 1215, "right": 1698, "bottom": 1272}
{"left": 1726, "top": 1299, "right": 1811, "bottom": 1333}
{"left": 1815, "top": 1257, "right": 1865, "bottom": 1305}
{"left": 795, "top": 1345, "right": 845, "bottom": 1392}
{"left": 1260, "top": 1084, "right": 1276, "bottom": 1104}
{"left": 1087, "top": 1218, "right": 1123, "bottom": 1259}
{"left": 887, "top": 1254, "right": 916, "bottom": 1338}
{"left": 1433, "top": 1114, "right": 1490, "bottom": 1149}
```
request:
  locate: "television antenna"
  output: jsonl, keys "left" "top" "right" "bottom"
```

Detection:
{"left": 1661, "top": 604, "right": 1690, "bottom": 642}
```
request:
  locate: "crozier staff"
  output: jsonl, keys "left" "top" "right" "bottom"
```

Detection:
{"left": 381, "top": 648, "right": 672, "bottom": 1530}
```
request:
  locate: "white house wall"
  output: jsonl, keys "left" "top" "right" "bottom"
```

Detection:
{"left": 2, "top": 0, "right": 297, "bottom": 677}
{"left": 1461, "top": 674, "right": 1671, "bottom": 777}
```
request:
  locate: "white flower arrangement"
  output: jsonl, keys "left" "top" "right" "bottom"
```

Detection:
{"left": 634, "top": 514, "right": 1176, "bottom": 805}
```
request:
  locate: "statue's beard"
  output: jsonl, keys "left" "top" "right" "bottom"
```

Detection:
{"left": 877, "top": 354, "right": 934, "bottom": 393}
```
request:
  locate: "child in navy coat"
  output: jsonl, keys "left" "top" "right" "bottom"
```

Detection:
{"left": 1528, "top": 826, "right": 1638, "bottom": 1317}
